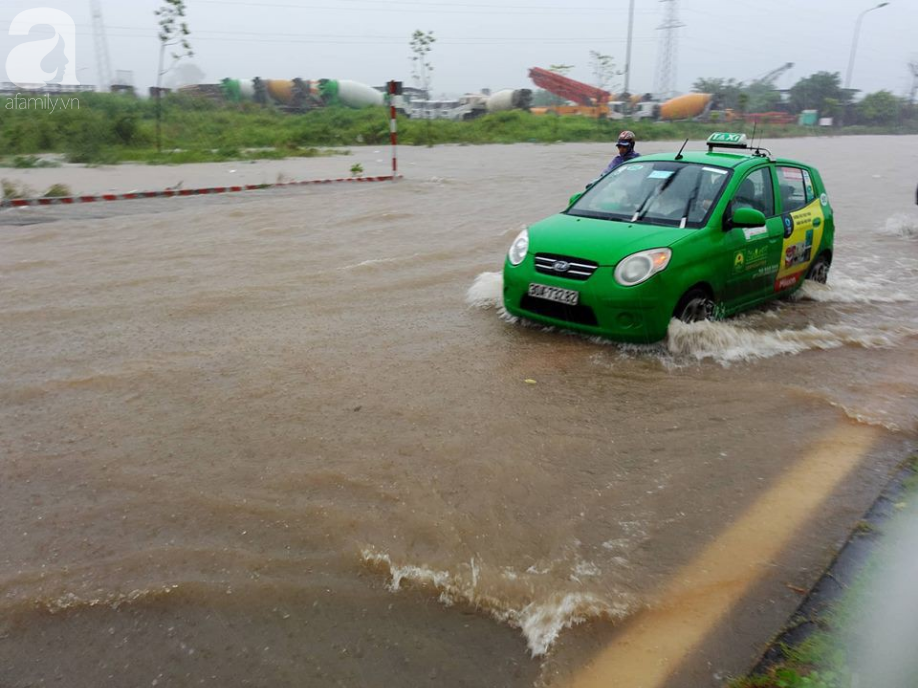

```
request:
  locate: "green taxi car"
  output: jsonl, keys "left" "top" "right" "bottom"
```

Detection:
{"left": 503, "top": 133, "right": 834, "bottom": 343}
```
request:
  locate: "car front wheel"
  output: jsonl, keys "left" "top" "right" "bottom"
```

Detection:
{"left": 806, "top": 255, "right": 831, "bottom": 284}
{"left": 675, "top": 288, "right": 715, "bottom": 323}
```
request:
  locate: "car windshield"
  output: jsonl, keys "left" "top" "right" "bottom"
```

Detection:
{"left": 568, "top": 161, "right": 732, "bottom": 228}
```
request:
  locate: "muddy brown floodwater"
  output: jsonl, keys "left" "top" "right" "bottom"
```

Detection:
{"left": 1, "top": 138, "right": 916, "bottom": 687}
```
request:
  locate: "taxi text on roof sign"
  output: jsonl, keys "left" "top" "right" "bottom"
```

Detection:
{"left": 707, "top": 132, "right": 747, "bottom": 145}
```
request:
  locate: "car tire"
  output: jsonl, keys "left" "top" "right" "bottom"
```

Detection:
{"left": 806, "top": 254, "right": 830, "bottom": 284}
{"left": 675, "top": 288, "right": 715, "bottom": 323}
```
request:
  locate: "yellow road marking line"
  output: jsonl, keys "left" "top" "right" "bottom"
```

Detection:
{"left": 568, "top": 423, "right": 878, "bottom": 688}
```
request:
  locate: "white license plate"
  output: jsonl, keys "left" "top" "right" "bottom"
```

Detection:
{"left": 528, "top": 283, "right": 579, "bottom": 306}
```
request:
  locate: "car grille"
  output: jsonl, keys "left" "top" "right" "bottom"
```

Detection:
{"left": 534, "top": 254, "right": 598, "bottom": 281}
{"left": 520, "top": 295, "right": 599, "bottom": 327}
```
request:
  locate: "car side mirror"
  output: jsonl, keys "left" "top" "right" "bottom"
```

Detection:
{"left": 568, "top": 191, "right": 584, "bottom": 206}
{"left": 725, "top": 206, "right": 766, "bottom": 231}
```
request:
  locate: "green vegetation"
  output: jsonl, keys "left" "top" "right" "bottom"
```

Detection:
{"left": 0, "top": 155, "right": 61, "bottom": 169}
{"left": 1, "top": 178, "right": 34, "bottom": 199}
{"left": 857, "top": 90, "right": 901, "bottom": 125}
{"left": 902, "top": 455, "right": 918, "bottom": 493}
{"left": 731, "top": 630, "right": 853, "bottom": 688}
{"left": 2, "top": 179, "right": 21, "bottom": 198}
{"left": 113, "top": 146, "right": 343, "bottom": 165}
{"left": 0, "top": 93, "right": 359, "bottom": 164}
{"left": 694, "top": 70, "right": 917, "bottom": 128}
{"left": 409, "top": 29, "right": 435, "bottom": 96}
{"left": 43, "top": 183, "right": 72, "bottom": 198}
{"left": 1, "top": 91, "right": 916, "bottom": 167}
{"left": 787, "top": 72, "right": 850, "bottom": 117}
{"left": 0, "top": 178, "right": 74, "bottom": 199}
{"left": 155, "top": 0, "right": 194, "bottom": 152}
{"left": 589, "top": 51, "right": 618, "bottom": 93}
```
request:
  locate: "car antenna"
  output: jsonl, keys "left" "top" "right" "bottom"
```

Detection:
{"left": 675, "top": 138, "right": 689, "bottom": 160}
{"left": 752, "top": 122, "right": 775, "bottom": 161}
{"left": 749, "top": 121, "right": 772, "bottom": 159}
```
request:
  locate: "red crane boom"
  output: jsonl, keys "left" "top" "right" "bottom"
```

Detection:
{"left": 528, "top": 67, "right": 610, "bottom": 106}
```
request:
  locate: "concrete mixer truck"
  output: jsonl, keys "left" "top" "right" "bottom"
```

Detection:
{"left": 179, "top": 77, "right": 389, "bottom": 112}
{"left": 407, "top": 89, "right": 532, "bottom": 121}
{"left": 179, "top": 77, "right": 533, "bottom": 119}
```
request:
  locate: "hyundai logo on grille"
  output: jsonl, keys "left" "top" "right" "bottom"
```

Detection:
{"left": 534, "top": 254, "right": 598, "bottom": 281}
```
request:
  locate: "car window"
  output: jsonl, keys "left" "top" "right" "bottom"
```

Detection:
{"left": 570, "top": 161, "right": 731, "bottom": 228}
{"left": 777, "top": 166, "right": 810, "bottom": 212}
{"left": 802, "top": 168, "right": 816, "bottom": 204}
{"left": 733, "top": 167, "right": 775, "bottom": 217}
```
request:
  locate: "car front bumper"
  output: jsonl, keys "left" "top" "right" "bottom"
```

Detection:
{"left": 502, "top": 259, "right": 676, "bottom": 343}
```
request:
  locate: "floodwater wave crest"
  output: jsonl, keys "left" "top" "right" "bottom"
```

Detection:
{"left": 361, "top": 548, "right": 634, "bottom": 657}
{"left": 468, "top": 271, "right": 908, "bottom": 365}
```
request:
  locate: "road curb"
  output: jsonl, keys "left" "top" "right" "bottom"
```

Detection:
{"left": 0, "top": 174, "right": 402, "bottom": 209}
{"left": 748, "top": 454, "right": 918, "bottom": 678}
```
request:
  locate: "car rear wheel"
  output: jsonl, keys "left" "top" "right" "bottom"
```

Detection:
{"left": 806, "top": 254, "right": 830, "bottom": 284}
{"left": 675, "top": 288, "right": 715, "bottom": 323}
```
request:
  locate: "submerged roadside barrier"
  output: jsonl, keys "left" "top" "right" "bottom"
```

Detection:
{"left": 0, "top": 174, "right": 402, "bottom": 209}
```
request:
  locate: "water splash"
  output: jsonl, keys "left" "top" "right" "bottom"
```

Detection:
{"left": 338, "top": 252, "right": 421, "bottom": 271}
{"left": 878, "top": 213, "right": 918, "bottom": 240}
{"left": 361, "top": 548, "right": 633, "bottom": 657}
{"left": 828, "top": 401, "right": 904, "bottom": 433}
{"left": 798, "top": 275, "right": 912, "bottom": 304}
{"left": 36, "top": 585, "right": 181, "bottom": 614}
{"left": 666, "top": 319, "right": 900, "bottom": 364}
{"left": 466, "top": 271, "right": 503, "bottom": 309}
{"left": 468, "top": 273, "right": 912, "bottom": 366}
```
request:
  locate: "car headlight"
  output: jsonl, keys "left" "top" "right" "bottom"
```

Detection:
{"left": 507, "top": 227, "right": 529, "bottom": 266}
{"left": 614, "top": 248, "right": 672, "bottom": 286}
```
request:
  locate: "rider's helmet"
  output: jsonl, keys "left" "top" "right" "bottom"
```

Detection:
{"left": 617, "top": 130, "right": 636, "bottom": 149}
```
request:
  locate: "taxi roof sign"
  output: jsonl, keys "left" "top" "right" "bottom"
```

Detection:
{"left": 707, "top": 132, "right": 748, "bottom": 150}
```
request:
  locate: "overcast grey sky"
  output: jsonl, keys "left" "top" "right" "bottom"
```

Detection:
{"left": 3, "top": 0, "right": 916, "bottom": 99}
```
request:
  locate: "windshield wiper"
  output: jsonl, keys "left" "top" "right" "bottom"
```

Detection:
{"left": 631, "top": 168, "right": 683, "bottom": 223}
{"left": 678, "top": 175, "right": 703, "bottom": 228}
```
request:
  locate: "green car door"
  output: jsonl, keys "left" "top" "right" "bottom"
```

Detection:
{"left": 716, "top": 164, "right": 784, "bottom": 309}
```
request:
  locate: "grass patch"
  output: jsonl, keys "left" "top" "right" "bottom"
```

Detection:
{"left": 2, "top": 92, "right": 917, "bottom": 165}
{"left": 0, "top": 155, "right": 62, "bottom": 169}
{"left": 90, "top": 146, "right": 347, "bottom": 166}
{"left": 731, "top": 633, "right": 849, "bottom": 687}
{"left": 728, "top": 595, "right": 861, "bottom": 687}
{"left": 902, "top": 454, "right": 918, "bottom": 493}
{"left": 43, "top": 183, "right": 72, "bottom": 197}
{"left": 2, "top": 178, "right": 74, "bottom": 199}
{"left": 2, "top": 178, "right": 35, "bottom": 199}
{"left": 852, "top": 520, "right": 874, "bottom": 534}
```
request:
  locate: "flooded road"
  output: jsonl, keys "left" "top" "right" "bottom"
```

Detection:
{"left": 1, "top": 138, "right": 916, "bottom": 687}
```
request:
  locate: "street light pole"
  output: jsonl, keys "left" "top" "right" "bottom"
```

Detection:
{"left": 623, "top": 0, "right": 635, "bottom": 99}
{"left": 844, "top": 1, "right": 890, "bottom": 90}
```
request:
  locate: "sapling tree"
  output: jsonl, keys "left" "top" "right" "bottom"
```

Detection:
{"left": 410, "top": 30, "right": 435, "bottom": 97}
{"left": 410, "top": 30, "right": 435, "bottom": 145}
{"left": 589, "top": 51, "right": 617, "bottom": 94}
{"left": 155, "top": 0, "right": 193, "bottom": 152}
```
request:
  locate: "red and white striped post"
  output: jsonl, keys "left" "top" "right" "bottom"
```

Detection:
{"left": 388, "top": 80, "right": 401, "bottom": 180}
